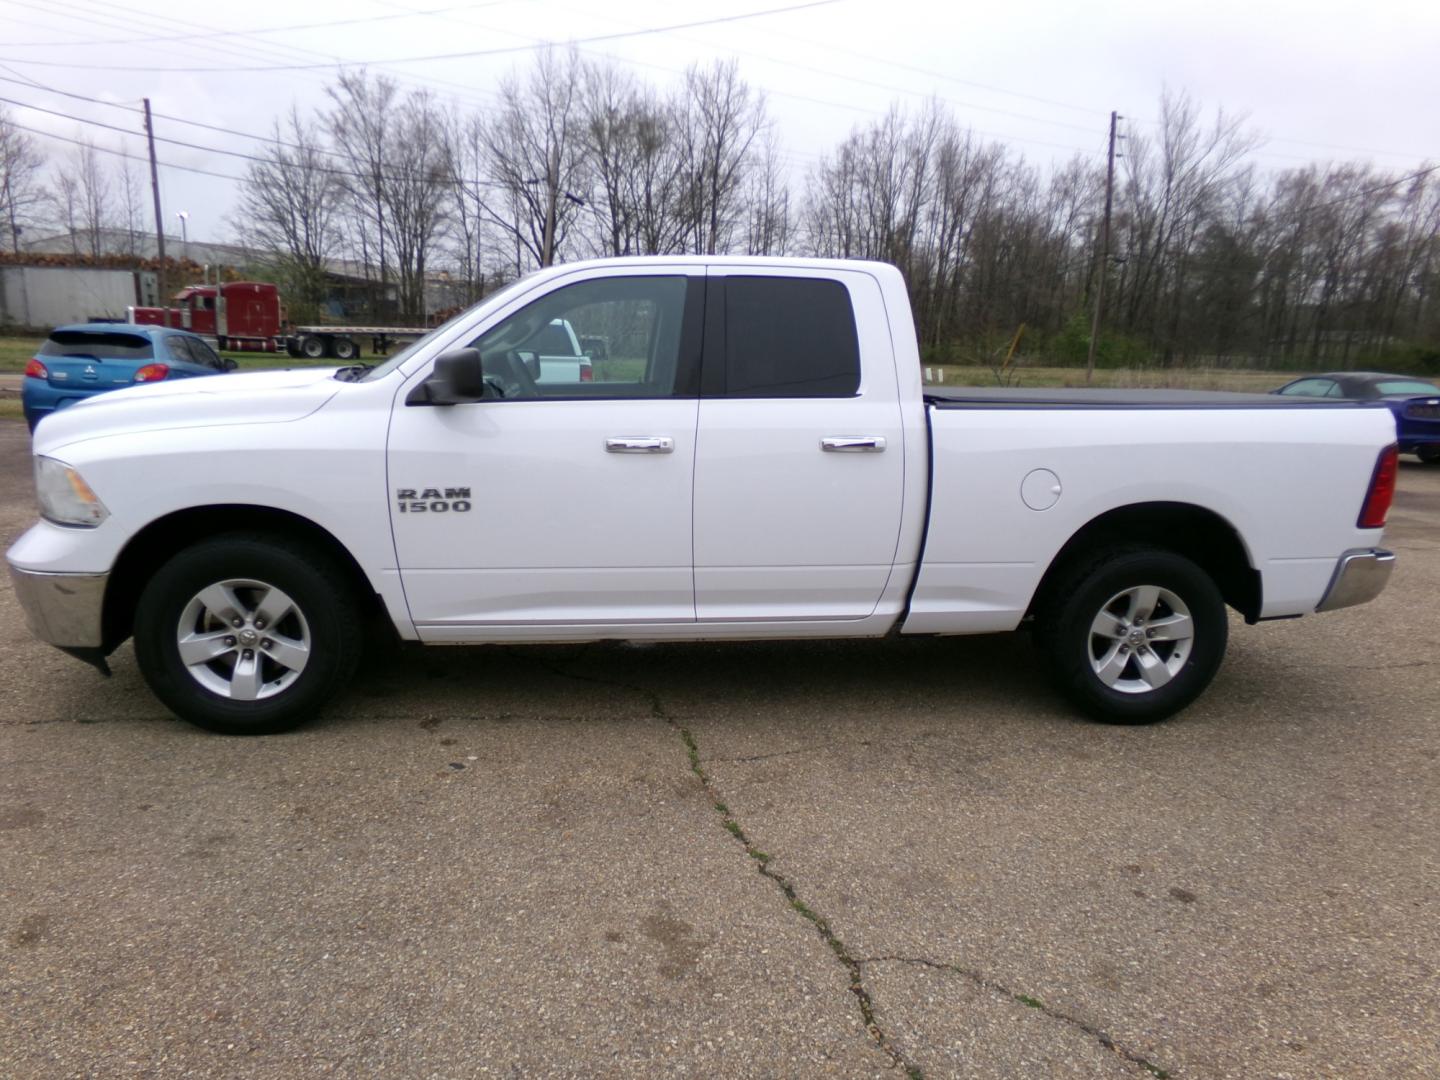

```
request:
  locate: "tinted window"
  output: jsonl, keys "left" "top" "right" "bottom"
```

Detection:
{"left": 469, "top": 276, "right": 693, "bottom": 399}
{"left": 187, "top": 337, "right": 223, "bottom": 369}
{"left": 721, "top": 277, "right": 860, "bottom": 397}
{"left": 159, "top": 336, "right": 193, "bottom": 363}
{"left": 1375, "top": 379, "right": 1439, "bottom": 396}
{"left": 40, "top": 331, "right": 152, "bottom": 360}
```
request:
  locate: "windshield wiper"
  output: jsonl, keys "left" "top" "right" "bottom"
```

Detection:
{"left": 333, "top": 363, "right": 374, "bottom": 382}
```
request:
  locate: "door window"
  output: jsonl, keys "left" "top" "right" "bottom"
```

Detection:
{"left": 1278, "top": 378, "right": 1337, "bottom": 397}
{"left": 467, "top": 275, "right": 697, "bottom": 399}
{"left": 714, "top": 277, "right": 861, "bottom": 398}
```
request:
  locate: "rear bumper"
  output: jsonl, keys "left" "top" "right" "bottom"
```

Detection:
{"left": 7, "top": 564, "right": 108, "bottom": 648}
{"left": 1315, "top": 548, "right": 1395, "bottom": 613}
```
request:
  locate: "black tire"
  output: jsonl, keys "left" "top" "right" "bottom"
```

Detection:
{"left": 330, "top": 336, "right": 359, "bottom": 361}
{"left": 133, "top": 533, "right": 362, "bottom": 735}
{"left": 284, "top": 340, "right": 303, "bottom": 358}
{"left": 1034, "top": 545, "right": 1227, "bottom": 725}
{"left": 1417, "top": 445, "right": 1440, "bottom": 465}
{"left": 300, "top": 335, "right": 326, "bottom": 360}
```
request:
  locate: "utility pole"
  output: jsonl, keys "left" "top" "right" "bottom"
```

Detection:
{"left": 540, "top": 152, "right": 558, "bottom": 267}
{"left": 143, "top": 98, "right": 167, "bottom": 296}
{"left": 1086, "top": 110, "right": 1120, "bottom": 385}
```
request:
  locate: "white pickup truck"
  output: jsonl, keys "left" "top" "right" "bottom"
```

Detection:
{"left": 7, "top": 257, "right": 1398, "bottom": 735}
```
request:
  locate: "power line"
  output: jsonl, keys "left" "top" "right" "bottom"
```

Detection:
{"left": 547, "top": 2, "right": 1103, "bottom": 137}
{"left": 1, "top": 0, "right": 501, "bottom": 114}
{"left": 7, "top": 119, "right": 247, "bottom": 181}
{"left": 1, "top": 94, "right": 511, "bottom": 189}
{"left": 1306, "top": 163, "right": 1440, "bottom": 212}
{"left": 0, "top": 3, "right": 503, "bottom": 49}
{"left": 0, "top": 0, "right": 845, "bottom": 72}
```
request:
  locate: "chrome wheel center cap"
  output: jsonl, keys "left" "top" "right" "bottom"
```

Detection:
{"left": 1127, "top": 629, "right": 1146, "bottom": 646}
{"left": 239, "top": 628, "right": 258, "bottom": 645}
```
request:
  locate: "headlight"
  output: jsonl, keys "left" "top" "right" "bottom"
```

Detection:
{"left": 34, "top": 456, "right": 110, "bottom": 527}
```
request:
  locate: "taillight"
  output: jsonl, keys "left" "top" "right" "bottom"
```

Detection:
{"left": 133, "top": 363, "right": 170, "bottom": 383}
{"left": 24, "top": 358, "right": 47, "bottom": 379}
{"left": 1357, "top": 445, "right": 1398, "bottom": 529}
{"left": 580, "top": 365, "right": 593, "bottom": 383}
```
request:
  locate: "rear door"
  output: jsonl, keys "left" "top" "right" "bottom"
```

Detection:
{"left": 37, "top": 330, "right": 154, "bottom": 392}
{"left": 692, "top": 268, "right": 906, "bottom": 621}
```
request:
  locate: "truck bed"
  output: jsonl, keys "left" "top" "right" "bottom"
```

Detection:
{"left": 925, "top": 386, "right": 1380, "bottom": 410}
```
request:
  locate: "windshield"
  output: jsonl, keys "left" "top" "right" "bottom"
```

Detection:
{"left": 1376, "top": 379, "right": 1439, "bottom": 396}
{"left": 359, "top": 272, "right": 539, "bottom": 382}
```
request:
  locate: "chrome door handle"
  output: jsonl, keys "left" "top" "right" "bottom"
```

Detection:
{"left": 605, "top": 436, "right": 674, "bottom": 454}
{"left": 820, "top": 436, "right": 886, "bottom": 453}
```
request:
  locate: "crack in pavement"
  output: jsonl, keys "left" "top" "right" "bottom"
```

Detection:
{"left": 859, "top": 955, "right": 1170, "bottom": 1078}
{"left": 509, "top": 649, "right": 925, "bottom": 1078}
{"left": 704, "top": 745, "right": 837, "bottom": 765}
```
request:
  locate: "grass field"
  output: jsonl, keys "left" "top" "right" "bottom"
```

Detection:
{"left": 926, "top": 364, "right": 1289, "bottom": 393}
{"left": 0, "top": 333, "right": 1299, "bottom": 393}
{"left": 0, "top": 336, "right": 339, "bottom": 374}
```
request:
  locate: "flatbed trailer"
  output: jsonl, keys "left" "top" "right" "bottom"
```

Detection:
{"left": 282, "top": 326, "right": 430, "bottom": 361}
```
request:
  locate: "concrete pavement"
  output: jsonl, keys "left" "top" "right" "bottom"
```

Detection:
{"left": 1, "top": 417, "right": 1437, "bottom": 1078}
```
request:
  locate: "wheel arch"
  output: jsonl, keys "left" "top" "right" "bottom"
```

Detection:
{"left": 102, "top": 505, "right": 383, "bottom": 652}
{"left": 1027, "top": 501, "right": 1262, "bottom": 624}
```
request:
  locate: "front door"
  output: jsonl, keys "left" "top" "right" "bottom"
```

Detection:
{"left": 388, "top": 270, "right": 704, "bottom": 637}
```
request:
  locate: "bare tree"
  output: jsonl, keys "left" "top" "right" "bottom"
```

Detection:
{"left": 327, "top": 71, "right": 399, "bottom": 313}
{"left": 233, "top": 108, "right": 344, "bottom": 319}
{"left": 438, "top": 106, "right": 495, "bottom": 304}
{"left": 0, "top": 104, "right": 46, "bottom": 254}
{"left": 116, "top": 144, "right": 146, "bottom": 261}
{"left": 72, "top": 136, "right": 113, "bottom": 257}
{"left": 482, "top": 49, "right": 589, "bottom": 270}
{"left": 744, "top": 130, "right": 790, "bottom": 255}
{"left": 676, "top": 60, "right": 767, "bottom": 254}
{"left": 381, "top": 89, "right": 450, "bottom": 319}
{"left": 48, "top": 170, "right": 81, "bottom": 254}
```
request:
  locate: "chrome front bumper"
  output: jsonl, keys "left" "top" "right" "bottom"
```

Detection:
{"left": 7, "top": 565, "right": 109, "bottom": 648}
{"left": 1316, "top": 548, "right": 1395, "bottom": 613}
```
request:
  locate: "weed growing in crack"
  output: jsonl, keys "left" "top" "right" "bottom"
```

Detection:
{"left": 1015, "top": 994, "right": 1045, "bottom": 1009}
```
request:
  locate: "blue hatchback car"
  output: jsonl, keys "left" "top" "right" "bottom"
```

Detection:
{"left": 23, "top": 323, "right": 237, "bottom": 432}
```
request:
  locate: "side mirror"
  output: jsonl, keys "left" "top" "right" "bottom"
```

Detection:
{"left": 221, "top": 357, "right": 239, "bottom": 372}
{"left": 408, "top": 348, "right": 486, "bottom": 406}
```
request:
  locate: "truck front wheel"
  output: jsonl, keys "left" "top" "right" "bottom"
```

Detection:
{"left": 1035, "top": 546, "right": 1227, "bottom": 724}
{"left": 133, "top": 534, "right": 362, "bottom": 735}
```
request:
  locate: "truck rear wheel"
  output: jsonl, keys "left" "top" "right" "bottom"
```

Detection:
{"left": 299, "top": 335, "right": 327, "bottom": 360}
{"left": 331, "top": 336, "right": 358, "bottom": 360}
{"left": 1034, "top": 546, "right": 1227, "bottom": 724}
{"left": 133, "top": 534, "right": 362, "bottom": 735}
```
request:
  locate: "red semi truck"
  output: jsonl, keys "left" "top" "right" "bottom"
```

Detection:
{"left": 127, "top": 281, "right": 430, "bottom": 360}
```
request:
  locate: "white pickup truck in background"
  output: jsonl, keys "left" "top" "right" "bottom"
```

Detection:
{"left": 7, "top": 256, "right": 1397, "bottom": 734}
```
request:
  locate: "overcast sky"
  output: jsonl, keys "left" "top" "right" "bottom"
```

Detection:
{"left": 2, "top": 0, "right": 1437, "bottom": 246}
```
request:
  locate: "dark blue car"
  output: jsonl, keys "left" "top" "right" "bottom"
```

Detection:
{"left": 1274, "top": 371, "right": 1440, "bottom": 463}
{"left": 23, "top": 323, "right": 237, "bottom": 432}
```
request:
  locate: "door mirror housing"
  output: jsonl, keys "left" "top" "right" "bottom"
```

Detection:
{"left": 408, "top": 348, "right": 486, "bottom": 405}
{"left": 221, "top": 357, "right": 238, "bottom": 372}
